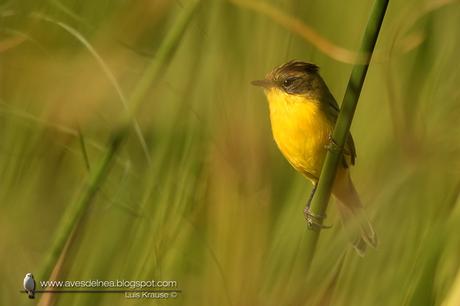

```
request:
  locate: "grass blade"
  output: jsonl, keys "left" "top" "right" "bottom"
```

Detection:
{"left": 34, "top": 0, "right": 200, "bottom": 297}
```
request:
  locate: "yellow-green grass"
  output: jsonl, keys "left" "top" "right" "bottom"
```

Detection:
{"left": 1, "top": 0, "right": 459, "bottom": 305}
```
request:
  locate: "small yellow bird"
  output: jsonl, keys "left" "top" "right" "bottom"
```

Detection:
{"left": 252, "top": 61, "right": 377, "bottom": 255}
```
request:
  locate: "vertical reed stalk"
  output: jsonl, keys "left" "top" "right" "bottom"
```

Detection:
{"left": 36, "top": 0, "right": 200, "bottom": 287}
{"left": 305, "top": 0, "right": 389, "bottom": 265}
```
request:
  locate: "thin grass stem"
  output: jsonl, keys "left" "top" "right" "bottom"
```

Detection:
{"left": 35, "top": 0, "right": 200, "bottom": 288}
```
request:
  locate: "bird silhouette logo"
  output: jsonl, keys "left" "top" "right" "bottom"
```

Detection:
{"left": 23, "top": 273, "right": 36, "bottom": 299}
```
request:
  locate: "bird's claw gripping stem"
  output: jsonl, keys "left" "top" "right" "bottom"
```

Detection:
{"left": 325, "top": 133, "right": 342, "bottom": 153}
{"left": 304, "top": 184, "right": 332, "bottom": 230}
{"left": 304, "top": 207, "right": 332, "bottom": 230}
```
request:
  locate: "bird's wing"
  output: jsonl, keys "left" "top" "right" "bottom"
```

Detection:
{"left": 326, "top": 93, "right": 340, "bottom": 116}
{"left": 346, "top": 134, "right": 357, "bottom": 166}
{"left": 325, "top": 94, "right": 357, "bottom": 166}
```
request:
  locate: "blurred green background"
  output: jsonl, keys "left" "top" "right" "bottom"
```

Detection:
{"left": 1, "top": 0, "right": 460, "bottom": 305}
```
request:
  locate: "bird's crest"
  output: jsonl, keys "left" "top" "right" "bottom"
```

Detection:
{"left": 269, "top": 60, "right": 319, "bottom": 80}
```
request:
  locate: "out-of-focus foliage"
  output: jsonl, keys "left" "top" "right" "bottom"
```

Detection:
{"left": 1, "top": 0, "right": 459, "bottom": 305}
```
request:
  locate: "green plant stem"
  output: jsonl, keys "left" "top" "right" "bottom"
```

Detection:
{"left": 125, "top": 0, "right": 200, "bottom": 120}
{"left": 305, "top": 0, "right": 389, "bottom": 264}
{"left": 36, "top": 0, "right": 200, "bottom": 285}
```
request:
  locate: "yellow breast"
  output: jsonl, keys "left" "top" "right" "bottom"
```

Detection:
{"left": 266, "top": 88, "right": 333, "bottom": 181}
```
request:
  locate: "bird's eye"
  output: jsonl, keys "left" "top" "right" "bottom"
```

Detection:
{"left": 282, "top": 77, "right": 297, "bottom": 88}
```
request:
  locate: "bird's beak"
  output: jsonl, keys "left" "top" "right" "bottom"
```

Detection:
{"left": 251, "top": 79, "right": 273, "bottom": 89}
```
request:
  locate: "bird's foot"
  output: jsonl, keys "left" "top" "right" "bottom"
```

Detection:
{"left": 325, "top": 133, "right": 342, "bottom": 153}
{"left": 304, "top": 207, "right": 332, "bottom": 230}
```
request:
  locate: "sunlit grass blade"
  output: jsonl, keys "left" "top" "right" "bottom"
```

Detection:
{"left": 229, "top": 0, "right": 367, "bottom": 64}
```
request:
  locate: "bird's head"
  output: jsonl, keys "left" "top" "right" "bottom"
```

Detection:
{"left": 252, "top": 61, "right": 324, "bottom": 100}
{"left": 26, "top": 273, "right": 34, "bottom": 278}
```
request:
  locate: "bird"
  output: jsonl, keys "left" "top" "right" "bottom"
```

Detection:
{"left": 252, "top": 60, "right": 377, "bottom": 255}
{"left": 23, "top": 273, "right": 36, "bottom": 299}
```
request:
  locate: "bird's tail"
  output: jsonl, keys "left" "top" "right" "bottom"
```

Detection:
{"left": 333, "top": 170, "right": 377, "bottom": 256}
{"left": 28, "top": 291, "right": 35, "bottom": 299}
